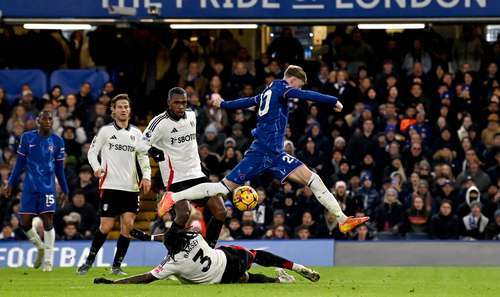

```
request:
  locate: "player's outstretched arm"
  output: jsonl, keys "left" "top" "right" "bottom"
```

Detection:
{"left": 284, "top": 88, "right": 343, "bottom": 111}
{"left": 214, "top": 94, "right": 259, "bottom": 110}
{"left": 94, "top": 273, "right": 158, "bottom": 285}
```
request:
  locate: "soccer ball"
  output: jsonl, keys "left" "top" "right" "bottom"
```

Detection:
{"left": 232, "top": 186, "right": 259, "bottom": 211}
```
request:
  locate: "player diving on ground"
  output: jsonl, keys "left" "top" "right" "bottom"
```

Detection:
{"left": 94, "top": 229, "right": 319, "bottom": 285}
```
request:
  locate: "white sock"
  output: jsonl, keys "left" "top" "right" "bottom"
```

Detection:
{"left": 292, "top": 263, "right": 305, "bottom": 272}
{"left": 172, "top": 182, "right": 230, "bottom": 202}
{"left": 43, "top": 228, "right": 55, "bottom": 264}
{"left": 308, "top": 173, "right": 348, "bottom": 224}
{"left": 26, "top": 228, "right": 44, "bottom": 249}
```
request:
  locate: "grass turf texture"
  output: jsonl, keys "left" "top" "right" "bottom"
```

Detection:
{"left": 1, "top": 267, "right": 499, "bottom": 297}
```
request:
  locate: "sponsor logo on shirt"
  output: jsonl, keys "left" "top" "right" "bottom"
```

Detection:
{"left": 108, "top": 142, "right": 135, "bottom": 152}
{"left": 170, "top": 133, "right": 196, "bottom": 145}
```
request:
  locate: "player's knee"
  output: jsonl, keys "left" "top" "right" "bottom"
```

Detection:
{"left": 213, "top": 207, "right": 227, "bottom": 221}
{"left": 99, "top": 224, "right": 113, "bottom": 234}
{"left": 175, "top": 210, "right": 190, "bottom": 226}
{"left": 43, "top": 222, "right": 54, "bottom": 231}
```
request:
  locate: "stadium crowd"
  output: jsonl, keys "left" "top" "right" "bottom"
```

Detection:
{"left": 0, "top": 25, "right": 499, "bottom": 242}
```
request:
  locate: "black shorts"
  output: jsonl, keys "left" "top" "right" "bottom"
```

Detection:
{"left": 219, "top": 245, "right": 256, "bottom": 284}
{"left": 169, "top": 177, "right": 210, "bottom": 206}
{"left": 100, "top": 189, "right": 140, "bottom": 217}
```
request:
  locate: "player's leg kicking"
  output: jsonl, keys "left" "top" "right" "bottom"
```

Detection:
{"left": 158, "top": 175, "right": 227, "bottom": 248}
{"left": 158, "top": 150, "right": 368, "bottom": 233}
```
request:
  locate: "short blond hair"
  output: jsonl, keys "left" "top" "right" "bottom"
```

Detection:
{"left": 284, "top": 65, "right": 307, "bottom": 84}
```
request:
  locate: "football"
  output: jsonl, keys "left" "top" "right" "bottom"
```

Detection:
{"left": 232, "top": 185, "right": 259, "bottom": 211}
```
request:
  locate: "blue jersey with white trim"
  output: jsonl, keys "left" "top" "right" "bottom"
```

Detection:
{"left": 252, "top": 80, "right": 291, "bottom": 153}
{"left": 221, "top": 79, "right": 338, "bottom": 154}
{"left": 11, "top": 130, "right": 65, "bottom": 194}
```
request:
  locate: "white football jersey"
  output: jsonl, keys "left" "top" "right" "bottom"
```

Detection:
{"left": 88, "top": 122, "right": 151, "bottom": 192}
{"left": 137, "top": 110, "right": 205, "bottom": 187}
{"left": 150, "top": 234, "right": 227, "bottom": 284}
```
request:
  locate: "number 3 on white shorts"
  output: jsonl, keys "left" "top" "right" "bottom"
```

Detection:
{"left": 258, "top": 90, "right": 272, "bottom": 117}
{"left": 45, "top": 194, "right": 55, "bottom": 207}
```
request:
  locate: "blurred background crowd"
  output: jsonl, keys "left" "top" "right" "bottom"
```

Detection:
{"left": 0, "top": 24, "right": 498, "bottom": 242}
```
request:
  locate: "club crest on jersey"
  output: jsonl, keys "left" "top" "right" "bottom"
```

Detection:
{"left": 130, "top": 135, "right": 135, "bottom": 141}
{"left": 145, "top": 131, "right": 152, "bottom": 138}
{"left": 103, "top": 204, "right": 109, "bottom": 211}
{"left": 48, "top": 145, "right": 54, "bottom": 152}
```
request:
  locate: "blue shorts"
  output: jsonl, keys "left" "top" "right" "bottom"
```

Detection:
{"left": 20, "top": 191, "right": 57, "bottom": 214}
{"left": 225, "top": 149, "right": 303, "bottom": 185}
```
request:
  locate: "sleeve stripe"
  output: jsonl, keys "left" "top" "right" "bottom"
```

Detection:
{"left": 56, "top": 158, "right": 65, "bottom": 161}
{"left": 17, "top": 151, "right": 26, "bottom": 156}
{"left": 148, "top": 114, "right": 168, "bottom": 133}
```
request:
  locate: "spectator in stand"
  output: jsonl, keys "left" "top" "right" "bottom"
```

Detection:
{"left": 70, "top": 165, "right": 99, "bottom": 210}
{"left": 456, "top": 158, "right": 491, "bottom": 192}
{"left": 486, "top": 209, "right": 500, "bottom": 240}
{"left": 54, "top": 191, "right": 97, "bottom": 238}
{"left": 316, "top": 210, "right": 347, "bottom": 240}
{"left": 345, "top": 119, "right": 377, "bottom": 169}
{"left": 295, "top": 225, "right": 311, "bottom": 240}
{"left": 402, "top": 39, "right": 432, "bottom": 75}
{"left": 430, "top": 200, "right": 460, "bottom": 239}
{"left": 374, "top": 188, "right": 404, "bottom": 234}
{"left": 358, "top": 173, "right": 380, "bottom": 217}
{"left": 267, "top": 27, "right": 304, "bottom": 64}
{"left": 460, "top": 201, "right": 489, "bottom": 240}
{"left": 61, "top": 222, "right": 84, "bottom": 241}
{"left": 401, "top": 195, "right": 430, "bottom": 238}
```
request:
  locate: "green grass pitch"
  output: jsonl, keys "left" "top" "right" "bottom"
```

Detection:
{"left": 1, "top": 266, "right": 499, "bottom": 297}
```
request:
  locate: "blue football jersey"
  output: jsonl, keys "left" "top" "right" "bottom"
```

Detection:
{"left": 221, "top": 79, "right": 338, "bottom": 154}
{"left": 252, "top": 80, "right": 291, "bottom": 153}
{"left": 14, "top": 130, "right": 66, "bottom": 194}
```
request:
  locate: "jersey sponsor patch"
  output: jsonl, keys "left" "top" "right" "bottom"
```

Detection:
{"left": 108, "top": 143, "right": 135, "bottom": 152}
{"left": 170, "top": 133, "right": 196, "bottom": 145}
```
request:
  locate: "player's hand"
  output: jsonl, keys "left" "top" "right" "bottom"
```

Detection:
{"left": 334, "top": 101, "right": 343, "bottom": 112}
{"left": 210, "top": 93, "right": 224, "bottom": 108}
{"left": 60, "top": 193, "right": 69, "bottom": 208}
{"left": 140, "top": 178, "right": 151, "bottom": 194}
{"left": 94, "top": 168, "right": 104, "bottom": 178}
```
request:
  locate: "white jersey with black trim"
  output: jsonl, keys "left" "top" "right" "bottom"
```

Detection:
{"left": 88, "top": 122, "right": 151, "bottom": 192}
{"left": 150, "top": 234, "right": 227, "bottom": 284}
{"left": 137, "top": 110, "right": 205, "bottom": 188}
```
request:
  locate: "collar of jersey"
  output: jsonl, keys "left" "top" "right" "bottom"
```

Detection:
{"left": 113, "top": 121, "right": 131, "bottom": 131}
{"left": 166, "top": 109, "right": 186, "bottom": 121}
